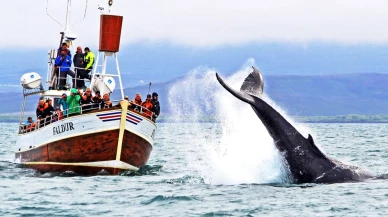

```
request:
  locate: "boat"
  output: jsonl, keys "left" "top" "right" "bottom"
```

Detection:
{"left": 15, "top": 0, "right": 157, "bottom": 175}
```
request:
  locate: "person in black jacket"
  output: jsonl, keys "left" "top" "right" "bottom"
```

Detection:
{"left": 73, "top": 46, "right": 86, "bottom": 89}
{"left": 151, "top": 92, "right": 160, "bottom": 119}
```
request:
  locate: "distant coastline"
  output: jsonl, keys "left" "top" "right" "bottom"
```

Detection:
{"left": 3, "top": 114, "right": 388, "bottom": 124}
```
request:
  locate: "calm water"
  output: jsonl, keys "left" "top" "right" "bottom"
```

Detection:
{"left": 0, "top": 122, "right": 387, "bottom": 217}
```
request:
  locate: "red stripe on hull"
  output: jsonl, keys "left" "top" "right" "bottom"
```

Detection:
{"left": 15, "top": 129, "right": 152, "bottom": 175}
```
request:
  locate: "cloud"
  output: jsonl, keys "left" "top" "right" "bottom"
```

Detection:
{"left": 3, "top": 0, "right": 388, "bottom": 49}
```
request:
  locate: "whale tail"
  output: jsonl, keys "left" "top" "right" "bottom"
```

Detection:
{"left": 240, "top": 66, "right": 264, "bottom": 98}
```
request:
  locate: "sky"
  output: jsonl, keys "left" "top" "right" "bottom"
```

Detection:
{"left": 2, "top": 0, "right": 388, "bottom": 49}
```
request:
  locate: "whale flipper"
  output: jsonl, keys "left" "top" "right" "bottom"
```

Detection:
{"left": 240, "top": 66, "right": 264, "bottom": 98}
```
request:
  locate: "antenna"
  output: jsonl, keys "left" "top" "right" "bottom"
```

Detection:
{"left": 148, "top": 82, "right": 152, "bottom": 95}
{"left": 71, "top": 0, "right": 88, "bottom": 27}
{"left": 46, "top": 0, "right": 89, "bottom": 42}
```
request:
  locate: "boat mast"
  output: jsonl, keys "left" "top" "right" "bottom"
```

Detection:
{"left": 64, "top": 0, "right": 71, "bottom": 37}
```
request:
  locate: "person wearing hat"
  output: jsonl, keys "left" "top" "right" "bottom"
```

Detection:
{"left": 67, "top": 88, "right": 81, "bottom": 115}
{"left": 151, "top": 92, "right": 160, "bottom": 119}
{"left": 83, "top": 47, "right": 95, "bottom": 80}
{"left": 57, "top": 93, "right": 68, "bottom": 116}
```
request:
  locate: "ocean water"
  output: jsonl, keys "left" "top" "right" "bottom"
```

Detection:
{"left": 0, "top": 122, "right": 387, "bottom": 216}
{"left": 1, "top": 65, "right": 387, "bottom": 216}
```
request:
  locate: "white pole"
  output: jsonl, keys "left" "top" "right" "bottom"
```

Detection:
{"left": 64, "top": 0, "right": 71, "bottom": 35}
{"left": 115, "top": 53, "right": 124, "bottom": 99}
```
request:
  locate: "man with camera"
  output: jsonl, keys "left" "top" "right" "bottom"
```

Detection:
{"left": 55, "top": 49, "right": 75, "bottom": 90}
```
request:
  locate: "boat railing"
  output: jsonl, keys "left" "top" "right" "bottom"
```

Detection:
{"left": 18, "top": 100, "right": 155, "bottom": 135}
{"left": 49, "top": 66, "right": 91, "bottom": 90}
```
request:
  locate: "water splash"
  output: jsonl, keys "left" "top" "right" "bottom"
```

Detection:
{"left": 168, "top": 61, "right": 293, "bottom": 185}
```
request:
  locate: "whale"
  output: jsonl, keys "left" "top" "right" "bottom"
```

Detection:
{"left": 216, "top": 67, "right": 375, "bottom": 184}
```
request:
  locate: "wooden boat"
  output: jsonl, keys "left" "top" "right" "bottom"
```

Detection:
{"left": 15, "top": 0, "right": 157, "bottom": 175}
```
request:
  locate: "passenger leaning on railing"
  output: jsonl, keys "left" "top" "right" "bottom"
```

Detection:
{"left": 151, "top": 92, "right": 160, "bottom": 119}
{"left": 57, "top": 93, "right": 68, "bottom": 116}
{"left": 25, "top": 117, "right": 36, "bottom": 132}
{"left": 142, "top": 94, "right": 153, "bottom": 118}
{"left": 81, "top": 88, "right": 94, "bottom": 111}
{"left": 101, "top": 93, "right": 112, "bottom": 108}
{"left": 67, "top": 88, "right": 81, "bottom": 115}
{"left": 36, "top": 100, "right": 50, "bottom": 119}
{"left": 131, "top": 93, "right": 142, "bottom": 111}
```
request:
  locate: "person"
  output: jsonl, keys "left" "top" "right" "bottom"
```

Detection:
{"left": 46, "top": 98, "right": 56, "bottom": 115}
{"left": 36, "top": 100, "right": 50, "bottom": 119}
{"left": 101, "top": 93, "right": 112, "bottom": 108}
{"left": 142, "top": 94, "right": 153, "bottom": 118}
{"left": 83, "top": 47, "right": 95, "bottom": 79}
{"left": 57, "top": 93, "right": 68, "bottom": 116}
{"left": 92, "top": 91, "right": 102, "bottom": 108}
{"left": 151, "top": 92, "right": 160, "bottom": 119}
{"left": 25, "top": 117, "right": 36, "bottom": 132}
{"left": 66, "top": 88, "right": 81, "bottom": 115}
{"left": 55, "top": 49, "right": 75, "bottom": 89}
{"left": 73, "top": 46, "right": 86, "bottom": 88}
{"left": 55, "top": 108, "right": 64, "bottom": 120}
{"left": 131, "top": 93, "right": 142, "bottom": 111}
{"left": 81, "top": 88, "right": 94, "bottom": 111}
{"left": 57, "top": 42, "right": 72, "bottom": 58}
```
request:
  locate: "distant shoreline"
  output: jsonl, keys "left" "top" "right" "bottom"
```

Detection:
{"left": 2, "top": 114, "right": 388, "bottom": 124}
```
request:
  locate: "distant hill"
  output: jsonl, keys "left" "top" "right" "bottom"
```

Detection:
{"left": 2, "top": 73, "right": 388, "bottom": 116}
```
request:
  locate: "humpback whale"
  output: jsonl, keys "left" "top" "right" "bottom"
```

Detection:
{"left": 216, "top": 67, "right": 375, "bottom": 184}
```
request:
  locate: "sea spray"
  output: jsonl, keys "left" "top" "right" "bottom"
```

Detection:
{"left": 167, "top": 63, "right": 318, "bottom": 184}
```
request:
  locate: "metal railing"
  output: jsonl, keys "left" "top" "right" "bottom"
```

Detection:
{"left": 19, "top": 100, "right": 155, "bottom": 135}
{"left": 50, "top": 66, "right": 91, "bottom": 90}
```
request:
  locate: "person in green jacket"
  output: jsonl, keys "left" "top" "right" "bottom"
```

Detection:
{"left": 83, "top": 47, "right": 95, "bottom": 80}
{"left": 66, "top": 88, "right": 81, "bottom": 115}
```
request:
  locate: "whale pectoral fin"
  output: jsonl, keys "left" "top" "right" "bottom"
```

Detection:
{"left": 307, "top": 134, "right": 326, "bottom": 158}
{"left": 240, "top": 66, "right": 264, "bottom": 98}
{"left": 216, "top": 72, "right": 255, "bottom": 104}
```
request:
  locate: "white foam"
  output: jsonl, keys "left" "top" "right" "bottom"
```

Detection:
{"left": 168, "top": 61, "right": 293, "bottom": 185}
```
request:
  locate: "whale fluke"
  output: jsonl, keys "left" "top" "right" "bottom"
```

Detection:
{"left": 215, "top": 70, "right": 375, "bottom": 184}
{"left": 240, "top": 66, "right": 264, "bottom": 98}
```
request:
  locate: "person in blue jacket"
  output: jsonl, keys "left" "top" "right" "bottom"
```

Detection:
{"left": 57, "top": 93, "right": 69, "bottom": 116}
{"left": 55, "top": 49, "right": 75, "bottom": 89}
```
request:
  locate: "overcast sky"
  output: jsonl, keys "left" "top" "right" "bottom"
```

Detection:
{"left": 2, "top": 0, "right": 388, "bottom": 49}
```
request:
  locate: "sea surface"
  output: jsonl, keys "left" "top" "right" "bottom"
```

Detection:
{"left": 0, "top": 122, "right": 387, "bottom": 217}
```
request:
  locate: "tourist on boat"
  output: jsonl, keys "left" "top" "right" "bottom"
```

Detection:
{"left": 92, "top": 91, "right": 102, "bottom": 108}
{"left": 25, "top": 117, "right": 36, "bottom": 132}
{"left": 55, "top": 50, "right": 75, "bottom": 89}
{"left": 73, "top": 46, "right": 86, "bottom": 88}
{"left": 36, "top": 100, "right": 50, "bottom": 119}
{"left": 131, "top": 93, "right": 142, "bottom": 111}
{"left": 81, "top": 88, "right": 94, "bottom": 111}
{"left": 101, "top": 93, "right": 113, "bottom": 108}
{"left": 45, "top": 98, "right": 56, "bottom": 114}
{"left": 151, "top": 92, "right": 160, "bottom": 119}
{"left": 142, "top": 94, "right": 153, "bottom": 118}
{"left": 57, "top": 42, "right": 72, "bottom": 58}
{"left": 57, "top": 93, "right": 68, "bottom": 116}
{"left": 55, "top": 108, "right": 64, "bottom": 120}
{"left": 83, "top": 47, "right": 95, "bottom": 79}
{"left": 67, "top": 88, "right": 81, "bottom": 115}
